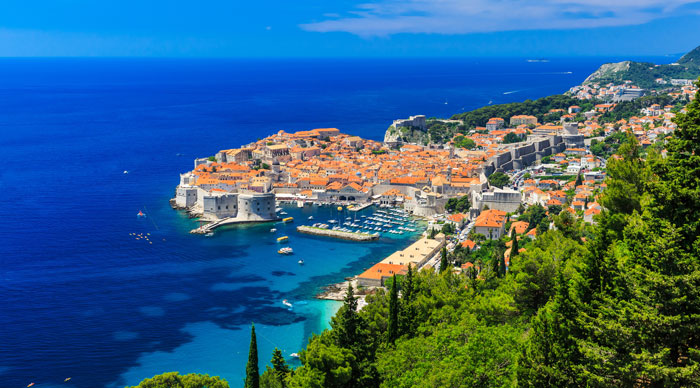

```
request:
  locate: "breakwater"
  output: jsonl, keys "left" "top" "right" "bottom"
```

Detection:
{"left": 296, "top": 226, "right": 379, "bottom": 241}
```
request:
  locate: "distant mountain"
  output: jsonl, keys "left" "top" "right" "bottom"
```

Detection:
{"left": 678, "top": 45, "right": 700, "bottom": 66}
{"left": 584, "top": 45, "right": 700, "bottom": 89}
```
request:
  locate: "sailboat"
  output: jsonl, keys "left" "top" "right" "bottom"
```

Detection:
{"left": 137, "top": 210, "right": 146, "bottom": 217}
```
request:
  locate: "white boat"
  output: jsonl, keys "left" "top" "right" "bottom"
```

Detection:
{"left": 205, "top": 232, "right": 214, "bottom": 237}
{"left": 298, "top": 259, "right": 304, "bottom": 265}
{"left": 308, "top": 216, "right": 314, "bottom": 220}
{"left": 283, "top": 299, "right": 293, "bottom": 308}
{"left": 270, "top": 228, "right": 277, "bottom": 232}
{"left": 290, "top": 353, "right": 300, "bottom": 358}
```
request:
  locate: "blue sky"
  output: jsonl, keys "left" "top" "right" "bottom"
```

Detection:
{"left": 0, "top": 0, "right": 699, "bottom": 57}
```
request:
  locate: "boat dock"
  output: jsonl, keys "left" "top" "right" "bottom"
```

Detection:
{"left": 190, "top": 217, "right": 278, "bottom": 234}
{"left": 349, "top": 203, "right": 373, "bottom": 212}
{"left": 297, "top": 226, "right": 379, "bottom": 241}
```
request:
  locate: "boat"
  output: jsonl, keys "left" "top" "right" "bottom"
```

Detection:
{"left": 283, "top": 217, "right": 294, "bottom": 223}
{"left": 297, "top": 200, "right": 305, "bottom": 207}
{"left": 308, "top": 216, "right": 314, "bottom": 220}
{"left": 283, "top": 299, "right": 293, "bottom": 308}
{"left": 277, "top": 236, "right": 289, "bottom": 243}
{"left": 137, "top": 210, "right": 146, "bottom": 217}
{"left": 123, "top": 170, "right": 129, "bottom": 174}
{"left": 270, "top": 228, "right": 277, "bottom": 232}
{"left": 290, "top": 353, "right": 300, "bottom": 358}
{"left": 205, "top": 232, "right": 214, "bottom": 237}
{"left": 298, "top": 259, "right": 304, "bottom": 265}
{"left": 278, "top": 247, "right": 293, "bottom": 255}
{"left": 280, "top": 211, "right": 288, "bottom": 215}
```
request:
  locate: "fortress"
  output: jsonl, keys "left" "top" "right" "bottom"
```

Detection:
{"left": 173, "top": 172, "right": 277, "bottom": 223}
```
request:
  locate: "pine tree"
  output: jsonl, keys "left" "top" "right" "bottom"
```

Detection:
{"left": 271, "top": 348, "right": 290, "bottom": 387}
{"left": 387, "top": 274, "right": 399, "bottom": 343}
{"left": 245, "top": 323, "right": 260, "bottom": 388}
{"left": 331, "top": 282, "right": 361, "bottom": 349}
{"left": 439, "top": 246, "right": 448, "bottom": 273}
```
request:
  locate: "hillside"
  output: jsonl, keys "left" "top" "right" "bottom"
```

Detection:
{"left": 584, "top": 44, "right": 700, "bottom": 88}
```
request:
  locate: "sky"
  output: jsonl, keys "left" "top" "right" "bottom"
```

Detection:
{"left": 0, "top": 0, "right": 700, "bottom": 57}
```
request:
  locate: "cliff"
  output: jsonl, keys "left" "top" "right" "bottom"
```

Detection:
{"left": 583, "top": 61, "right": 631, "bottom": 84}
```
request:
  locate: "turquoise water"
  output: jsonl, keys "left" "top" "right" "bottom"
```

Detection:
{"left": 114, "top": 203, "right": 424, "bottom": 387}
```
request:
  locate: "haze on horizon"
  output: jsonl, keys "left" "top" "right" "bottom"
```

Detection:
{"left": 1, "top": 0, "right": 700, "bottom": 57}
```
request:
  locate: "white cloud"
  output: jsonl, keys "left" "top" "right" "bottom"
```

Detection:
{"left": 300, "top": 0, "right": 700, "bottom": 36}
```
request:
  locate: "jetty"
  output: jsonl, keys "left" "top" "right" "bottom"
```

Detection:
{"left": 297, "top": 226, "right": 379, "bottom": 241}
{"left": 349, "top": 203, "right": 373, "bottom": 212}
{"left": 190, "top": 217, "right": 278, "bottom": 234}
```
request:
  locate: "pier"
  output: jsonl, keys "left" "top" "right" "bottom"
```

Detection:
{"left": 296, "top": 226, "right": 379, "bottom": 241}
{"left": 190, "top": 217, "right": 278, "bottom": 234}
{"left": 349, "top": 203, "right": 373, "bottom": 212}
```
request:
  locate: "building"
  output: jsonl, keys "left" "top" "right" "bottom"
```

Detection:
{"left": 392, "top": 115, "right": 427, "bottom": 131}
{"left": 381, "top": 237, "right": 445, "bottom": 268}
{"left": 486, "top": 118, "right": 505, "bottom": 131}
{"left": 472, "top": 187, "right": 521, "bottom": 213}
{"left": 357, "top": 263, "right": 409, "bottom": 287}
{"left": 473, "top": 209, "right": 507, "bottom": 240}
{"left": 510, "top": 115, "right": 538, "bottom": 127}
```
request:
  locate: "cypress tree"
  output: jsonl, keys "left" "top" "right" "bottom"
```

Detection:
{"left": 439, "top": 246, "right": 448, "bottom": 273}
{"left": 498, "top": 253, "right": 506, "bottom": 278}
{"left": 510, "top": 228, "right": 519, "bottom": 261}
{"left": 575, "top": 171, "right": 582, "bottom": 186}
{"left": 270, "top": 347, "right": 290, "bottom": 387}
{"left": 245, "top": 323, "right": 260, "bottom": 388}
{"left": 399, "top": 264, "right": 415, "bottom": 337}
{"left": 387, "top": 274, "right": 399, "bottom": 343}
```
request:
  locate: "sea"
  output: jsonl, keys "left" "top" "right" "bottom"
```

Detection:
{"left": 0, "top": 56, "right": 666, "bottom": 388}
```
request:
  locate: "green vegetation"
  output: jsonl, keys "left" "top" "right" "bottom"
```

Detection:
{"left": 598, "top": 94, "right": 676, "bottom": 123}
{"left": 590, "top": 131, "right": 630, "bottom": 159}
{"left": 245, "top": 324, "right": 260, "bottom": 388}
{"left": 260, "top": 348, "right": 290, "bottom": 388}
{"left": 487, "top": 172, "right": 510, "bottom": 188}
{"left": 445, "top": 195, "right": 471, "bottom": 213}
{"left": 127, "top": 372, "right": 229, "bottom": 388}
{"left": 371, "top": 149, "right": 387, "bottom": 155}
{"left": 586, "top": 54, "right": 700, "bottom": 89}
{"left": 450, "top": 94, "right": 595, "bottom": 129}
{"left": 503, "top": 132, "right": 525, "bottom": 144}
{"left": 276, "top": 86, "right": 700, "bottom": 385}
{"left": 453, "top": 135, "right": 476, "bottom": 149}
{"left": 207, "top": 156, "right": 216, "bottom": 162}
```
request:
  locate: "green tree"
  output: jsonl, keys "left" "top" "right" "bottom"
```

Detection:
{"left": 127, "top": 372, "right": 230, "bottom": 388}
{"left": 510, "top": 228, "right": 519, "bottom": 261}
{"left": 245, "top": 324, "right": 260, "bottom": 388}
{"left": 331, "top": 283, "right": 361, "bottom": 349}
{"left": 387, "top": 274, "right": 400, "bottom": 343}
{"left": 440, "top": 246, "right": 449, "bottom": 273}
{"left": 399, "top": 264, "right": 416, "bottom": 337}
{"left": 488, "top": 172, "right": 510, "bottom": 188}
{"left": 259, "top": 348, "right": 290, "bottom": 388}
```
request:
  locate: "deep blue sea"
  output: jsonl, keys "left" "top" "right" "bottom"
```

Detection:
{"left": 0, "top": 57, "right": 664, "bottom": 388}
